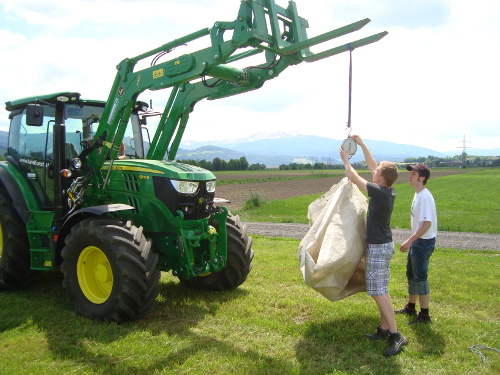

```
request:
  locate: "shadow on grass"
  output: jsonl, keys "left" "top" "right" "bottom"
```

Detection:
{"left": 0, "top": 272, "right": 294, "bottom": 374}
{"left": 295, "top": 317, "right": 403, "bottom": 375}
{"left": 405, "top": 316, "right": 447, "bottom": 357}
{"left": 295, "top": 314, "right": 447, "bottom": 375}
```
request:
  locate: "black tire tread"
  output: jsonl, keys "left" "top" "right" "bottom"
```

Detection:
{"left": 60, "top": 217, "right": 160, "bottom": 323}
{"left": 0, "top": 186, "right": 39, "bottom": 290}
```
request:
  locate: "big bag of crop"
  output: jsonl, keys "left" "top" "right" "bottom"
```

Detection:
{"left": 298, "top": 177, "right": 368, "bottom": 301}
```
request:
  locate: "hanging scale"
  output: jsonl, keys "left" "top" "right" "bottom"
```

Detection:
{"left": 340, "top": 44, "right": 357, "bottom": 157}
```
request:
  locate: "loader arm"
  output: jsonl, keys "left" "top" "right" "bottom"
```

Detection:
{"left": 87, "top": 0, "right": 387, "bottom": 191}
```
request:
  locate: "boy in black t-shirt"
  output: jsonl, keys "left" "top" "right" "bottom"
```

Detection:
{"left": 339, "top": 135, "right": 407, "bottom": 357}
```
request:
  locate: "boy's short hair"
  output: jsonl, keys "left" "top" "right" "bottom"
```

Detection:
{"left": 379, "top": 161, "right": 399, "bottom": 186}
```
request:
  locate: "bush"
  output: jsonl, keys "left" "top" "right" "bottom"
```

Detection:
{"left": 243, "top": 191, "right": 267, "bottom": 210}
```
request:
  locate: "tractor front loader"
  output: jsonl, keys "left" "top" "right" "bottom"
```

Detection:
{"left": 0, "top": 0, "right": 387, "bottom": 322}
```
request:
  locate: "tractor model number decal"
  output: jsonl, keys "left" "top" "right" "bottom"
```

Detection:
{"left": 153, "top": 68, "right": 164, "bottom": 79}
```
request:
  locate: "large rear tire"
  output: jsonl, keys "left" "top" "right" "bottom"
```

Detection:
{"left": 61, "top": 218, "right": 160, "bottom": 323}
{"left": 0, "top": 186, "right": 39, "bottom": 290}
{"left": 181, "top": 213, "right": 254, "bottom": 291}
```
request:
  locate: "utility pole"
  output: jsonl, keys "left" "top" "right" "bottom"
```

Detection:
{"left": 457, "top": 135, "right": 471, "bottom": 165}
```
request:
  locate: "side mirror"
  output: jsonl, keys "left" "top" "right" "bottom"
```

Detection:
{"left": 26, "top": 104, "right": 44, "bottom": 126}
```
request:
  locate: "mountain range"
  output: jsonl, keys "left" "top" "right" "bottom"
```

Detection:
{"left": 1, "top": 130, "right": 498, "bottom": 167}
{"left": 178, "top": 133, "right": 499, "bottom": 166}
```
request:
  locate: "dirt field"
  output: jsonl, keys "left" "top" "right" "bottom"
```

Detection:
{"left": 215, "top": 169, "right": 473, "bottom": 210}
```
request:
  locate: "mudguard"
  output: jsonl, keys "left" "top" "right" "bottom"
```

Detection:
{"left": 60, "top": 204, "right": 135, "bottom": 238}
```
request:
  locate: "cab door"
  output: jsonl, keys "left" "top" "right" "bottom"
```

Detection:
{"left": 7, "top": 106, "right": 55, "bottom": 208}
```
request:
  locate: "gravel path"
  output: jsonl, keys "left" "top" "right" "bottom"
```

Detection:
{"left": 245, "top": 222, "right": 500, "bottom": 251}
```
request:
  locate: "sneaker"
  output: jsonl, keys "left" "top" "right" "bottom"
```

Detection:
{"left": 409, "top": 312, "right": 432, "bottom": 324}
{"left": 395, "top": 304, "right": 417, "bottom": 316}
{"left": 364, "top": 326, "right": 390, "bottom": 340}
{"left": 383, "top": 331, "right": 408, "bottom": 356}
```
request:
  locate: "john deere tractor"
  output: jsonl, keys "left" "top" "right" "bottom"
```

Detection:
{"left": 0, "top": 0, "right": 386, "bottom": 322}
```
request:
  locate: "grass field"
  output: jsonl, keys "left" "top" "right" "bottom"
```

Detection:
{"left": 1, "top": 168, "right": 499, "bottom": 374}
{"left": 1, "top": 238, "right": 499, "bottom": 374}
{"left": 236, "top": 169, "right": 500, "bottom": 234}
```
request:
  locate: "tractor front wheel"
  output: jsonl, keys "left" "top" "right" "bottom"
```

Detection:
{"left": 61, "top": 218, "right": 160, "bottom": 322}
{"left": 181, "top": 212, "right": 254, "bottom": 291}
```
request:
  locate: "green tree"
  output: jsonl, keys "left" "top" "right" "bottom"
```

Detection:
{"left": 212, "top": 157, "right": 223, "bottom": 171}
{"left": 239, "top": 157, "right": 249, "bottom": 171}
{"left": 227, "top": 159, "right": 240, "bottom": 170}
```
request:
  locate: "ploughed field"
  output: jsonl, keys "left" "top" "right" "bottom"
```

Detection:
{"left": 215, "top": 169, "right": 472, "bottom": 211}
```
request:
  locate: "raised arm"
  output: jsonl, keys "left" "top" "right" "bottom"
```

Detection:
{"left": 339, "top": 147, "right": 368, "bottom": 193}
{"left": 351, "top": 135, "right": 378, "bottom": 173}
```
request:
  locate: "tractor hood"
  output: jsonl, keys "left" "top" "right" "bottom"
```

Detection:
{"left": 101, "top": 159, "right": 216, "bottom": 181}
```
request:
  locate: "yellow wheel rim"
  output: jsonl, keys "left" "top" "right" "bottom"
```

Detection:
{"left": 77, "top": 246, "right": 113, "bottom": 304}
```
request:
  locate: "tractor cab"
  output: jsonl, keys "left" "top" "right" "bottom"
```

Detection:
{"left": 4, "top": 92, "right": 147, "bottom": 209}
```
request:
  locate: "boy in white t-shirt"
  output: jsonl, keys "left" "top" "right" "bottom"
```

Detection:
{"left": 396, "top": 164, "right": 438, "bottom": 323}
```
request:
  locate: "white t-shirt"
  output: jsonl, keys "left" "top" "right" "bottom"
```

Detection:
{"left": 411, "top": 188, "right": 438, "bottom": 239}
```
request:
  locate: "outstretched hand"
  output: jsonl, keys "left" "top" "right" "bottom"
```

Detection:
{"left": 339, "top": 147, "right": 350, "bottom": 164}
{"left": 351, "top": 135, "right": 364, "bottom": 147}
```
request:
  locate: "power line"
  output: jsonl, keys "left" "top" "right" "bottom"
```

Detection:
{"left": 457, "top": 134, "right": 472, "bottom": 163}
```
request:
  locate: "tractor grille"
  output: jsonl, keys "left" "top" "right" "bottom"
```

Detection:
{"left": 152, "top": 177, "right": 215, "bottom": 220}
{"left": 126, "top": 196, "right": 140, "bottom": 214}
{"left": 123, "top": 173, "right": 139, "bottom": 192}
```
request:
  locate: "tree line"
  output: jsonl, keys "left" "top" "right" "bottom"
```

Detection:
{"left": 278, "top": 162, "right": 343, "bottom": 170}
{"left": 176, "top": 156, "right": 266, "bottom": 171}
{"left": 403, "top": 153, "right": 500, "bottom": 167}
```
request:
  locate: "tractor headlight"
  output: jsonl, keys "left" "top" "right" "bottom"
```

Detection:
{"left": 170, "top": 180, "right": 199, "bottom": 194}
{"left": 206, "top": 180, "right": 216, "bottom": 193}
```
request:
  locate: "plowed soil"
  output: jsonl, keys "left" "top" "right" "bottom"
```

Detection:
{"left": 215, "top": 169, "right": 473, "bottom": 210}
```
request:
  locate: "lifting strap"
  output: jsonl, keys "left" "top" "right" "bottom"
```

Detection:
{"left": 346, "top": 43, "right": 353, "bottom": 135}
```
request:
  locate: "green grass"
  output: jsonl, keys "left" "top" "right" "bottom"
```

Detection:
{"left": 1, "top": 237, "right": 499, "bottom": 374}
{"left": 236, "top": 169, "right": 500, "bottom": 233}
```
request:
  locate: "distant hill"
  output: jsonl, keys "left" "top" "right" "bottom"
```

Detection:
{"left": 175, "top": 145, "right": 294, "bottom": 166}
{"left": 441, "top": 148, "right": 500, "bottom": 157}
{"left": 2, "top": 130, "right": 497, "bottom": 166}
{"left": 179, "top": 134, "right": 447, "bottom": 165}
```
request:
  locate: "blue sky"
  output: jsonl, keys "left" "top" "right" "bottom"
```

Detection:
{"left": 1, "top": 0, "right": 499, "bottom": 152}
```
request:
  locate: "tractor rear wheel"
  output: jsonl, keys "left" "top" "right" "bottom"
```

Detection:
{"left": 61, "top": 217, "right": 160, "bottom": 322}
{"left": 181, "top": 212, "right": 254, "bottom": 291}
{"left": 0, "top": 187, "right": 39, "bottom": 290}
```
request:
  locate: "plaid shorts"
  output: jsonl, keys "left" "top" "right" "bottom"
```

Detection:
{"left": 366, "top": 242, "right": 395, "bottom": 296}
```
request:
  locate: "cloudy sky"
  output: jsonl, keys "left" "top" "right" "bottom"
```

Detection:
{"left": 1, "top": 0, "right": 499, "bottom": 152}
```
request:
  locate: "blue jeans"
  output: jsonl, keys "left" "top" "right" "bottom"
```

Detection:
{"left": 406, "top": 238, "right": 435, "bottom": 295}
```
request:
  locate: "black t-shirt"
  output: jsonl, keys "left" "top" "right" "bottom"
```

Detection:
{"left": 366, "top": 182, "right": 396, "bottom": 244}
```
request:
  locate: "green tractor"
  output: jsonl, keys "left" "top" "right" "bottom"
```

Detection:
{"left": 0, "top": 0, "right": 386, "bottom": 322}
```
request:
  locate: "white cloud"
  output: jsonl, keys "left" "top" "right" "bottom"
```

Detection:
{"left": 1, "top": 0, "right": 499, "bottom": 153}
{"left": 0, "top": 0, "right": 237, "bottom": 30}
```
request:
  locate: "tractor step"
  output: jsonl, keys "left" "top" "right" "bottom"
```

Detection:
{"left": 29, "top": 248, "right": 53, "bottom": 270}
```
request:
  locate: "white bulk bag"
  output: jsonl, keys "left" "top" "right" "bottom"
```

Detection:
{"left": 298, "top": 177, "right": 368, "bottom": 301}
